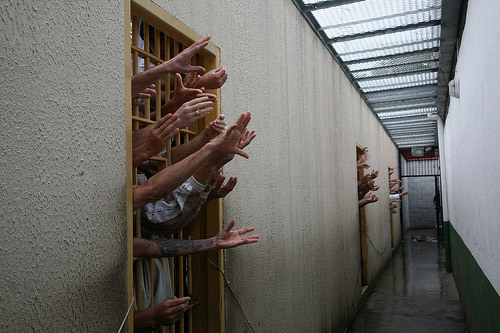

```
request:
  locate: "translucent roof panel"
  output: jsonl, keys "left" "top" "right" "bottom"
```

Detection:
{"left": 377, "top": 107, "right": 437, "bottom": 119}
{"left": 352, "top": 61, "right": 438, "bottom": 79}
{"left": 358, "top": 71, "right": 437, "bottom": 89}
{"left": 312, "top": 2, "right": 441, "bottom": 39}
{"left": 294, "top": 0, "right": 446, "bottom": 149}
{"left": 347, "top": 50, "right": 440, "bottom": 71}
{"left": 333, "top": 25, "right": 441, "bottom": 62}
{"left": 363, "top": 79, "right": 438, "bottom": 93}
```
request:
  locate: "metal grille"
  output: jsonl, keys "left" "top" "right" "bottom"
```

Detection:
{"left": 400, "top": 150, "right": 440, "bottom": 177}
{"left": 128, "top": 1, "right": 223, "bottom": 330}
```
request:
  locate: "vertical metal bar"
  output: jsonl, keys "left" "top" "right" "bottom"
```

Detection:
{"left": 132, "top": 16, "right": 140, "bottom": 131}
{"left": 144, "top": 22, "right": 151, "bottom": 120}
{"left": 155, "top": 27, "right": 162, "bottom": 123}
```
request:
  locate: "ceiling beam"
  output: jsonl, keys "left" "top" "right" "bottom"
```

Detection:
{"left": 365, "top": 84, "right": 437, "bottom": 97}
{"left": 368, "top": 91, "right": 437, "bottom": 104}
{"left": 350, "top": 60, "right": 438, "bottom": 74}
{"left": 344, "top": 47, "right": 440, "bottom": 65}
{"left": 372, "top": 96, "right": 437, "bottom": 110}
{"left": 319, "top": 6, "right": 442, "bottom": 31}
{"left": 327, "top": 20, "right": 441, "bottom": 44}
{"left": 301, "top": 0, "right": 365, "bottom": 12}
{"left": 356, "top": 68, "right": 438, "bottom": 82}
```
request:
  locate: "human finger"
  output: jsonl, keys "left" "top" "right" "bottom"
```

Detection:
{"left": 161, "top": 117, "right": 180, "bottom": 137}
{"left": 213, "top": 175, "right": 225, "bottom": 188}
{"left": 222, "top": 220, "right": 236, "bottom": 232}
{"left": 175, "top": 73, "right": 184, "bottom": 88}
{"left": 186, "top": 96, "right": 210, "bottom": 106}
{"left": 191, "top": 100, "right": 213, "bottom": 110}
{"left": 237, "top": 227, "right": 255, "bottom": 235}
{"left": 167, "top": 297, "right": 190, "bottom": 306}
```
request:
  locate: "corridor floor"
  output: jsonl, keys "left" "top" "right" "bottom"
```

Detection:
{"left": 348, "top": 229, "right": 467, "bottom": 332}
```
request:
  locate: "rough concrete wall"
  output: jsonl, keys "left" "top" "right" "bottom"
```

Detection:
{"left": 443, "top": 0, "right": 500, "bottom": 293}
{"left": 407, "top": 177, "right": 437, "bottom": 229}
{"left": 0, "top": 2, "right": 127, "bottom": 331}
{"left": 151, "top": 0, "right": 399, "bottom": 330}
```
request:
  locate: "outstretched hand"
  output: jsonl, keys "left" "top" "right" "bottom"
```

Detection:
{"left": 163, "top": 36, "right": 210, "bottom": 74}
{"left": 144, "top": 114, "right": 180, "bottom": 155}
{"left": 215, "top": 220, "right": 259, "bottom": 249}
{"left": 238, "top": 130, "right": 256, "bottom": 149}
{"left": 132, "top": 84, "right": 156, "bottom": 107}
{"left": 208, "top": 112, "right": 252, "bottom": 158}
{"left": 209, "top": 175, "right": 237, "bottom": 200}
{"left": 175, "top": 96, "right": 213, "bottom": 128}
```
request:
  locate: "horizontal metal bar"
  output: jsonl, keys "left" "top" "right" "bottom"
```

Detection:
{"left": 319, "top": 6, "right": 442, "bottom": 31}
{"left": 366, "top": 84, "right": 437, "bottom": 98}
{"left": 344, "top": 47, "right": 440, "bottom": 65}
{"left": 356, "top": 68, "right": 438, "bottom": 82}
{"left": 385, "top": 120, "right": 436, "bottom": 127}
{"left": 392, "top": 133, "right": 436, "bottom": 139}
{"left": 372, "top": 96, "right": 437, "bottom": 109}
{"left": 363, "top": 80, "right": 438, "bottom": 93}
{"left": 368, "top": 92, "right": 438, "bottom": 104}
{"left": 301, "top": 0, "right": 365, "bottom": 12}
{"left": 327, "top": 20, "right": 441, "bottom": 43}
{"left": 381, "top": 114, "right": 436, "bottom": 123}
{"left": 400, "top": 174, "right": 440, "bottom": 177}
{"left": 351, "top": 60, "right": 438, "bottom": 75}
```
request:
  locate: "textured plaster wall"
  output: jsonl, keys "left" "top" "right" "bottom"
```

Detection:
{"left": 443, "top": 0, "right": 500, "bottom": 293}
{"left": 0, "top": 1, "right": 127, "bottom": 331}
{"left": 152, "top": 0, "right": 400, "bottom": 331}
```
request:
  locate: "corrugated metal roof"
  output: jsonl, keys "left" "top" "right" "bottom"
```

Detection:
{"left": 292, "top": 0, "right": 454, "bottom": 149}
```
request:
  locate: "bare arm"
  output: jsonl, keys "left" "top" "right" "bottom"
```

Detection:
{"left": 169, "top": 114, "right": 227, "bottom": 164}
{"left": 131, "top": 36, "right": 209, "bottom": 97}
{"left": 134, "top": 297, "right": 190, "bottom": 331}
{"left": 133, "top": 237, "right": 215, "bottom": 257}
{"left": 133, "top": 220, "right": 258, "bottom": 257}
{"left": 133, "top": 113, "right": 251, "bottom": 209}
{"left": 132, "top": 114, "right": 179, "bottom": 168}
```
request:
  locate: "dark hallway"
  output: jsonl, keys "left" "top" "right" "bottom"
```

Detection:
{"left": 348, "top": 229, "right": 467, "bottom": 332}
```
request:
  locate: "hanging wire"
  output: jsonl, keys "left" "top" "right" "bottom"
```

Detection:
{"left": 117, "top": 296, "right": 135, "bottom": 333}
{"left": 202, "top": 254, "right": 256, "bottom": 333}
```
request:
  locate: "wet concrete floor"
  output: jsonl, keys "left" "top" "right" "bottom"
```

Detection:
{"left": 348, "top": 229, "right": 467, "bottom": 332}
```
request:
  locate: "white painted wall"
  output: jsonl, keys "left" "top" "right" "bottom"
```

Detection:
{"left": 0, "top": 2, "right": 127, "bottom": 331}
{"left": 152, "top": 1, "right": 400, "bottom": 330}
{"left": 444, "top": 0, "right": 500, "bottom": 293}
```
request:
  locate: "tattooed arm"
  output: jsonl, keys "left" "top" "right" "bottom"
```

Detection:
{"left": 133, "top": 220, "right": 259, "bottom": 258}
{"left": 133, "top": 237, "right": 215, "bottom": 257}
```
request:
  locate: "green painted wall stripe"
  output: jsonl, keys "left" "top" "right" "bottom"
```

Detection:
{"left": 449, "top": 223, "right": 500, "bottom": 333}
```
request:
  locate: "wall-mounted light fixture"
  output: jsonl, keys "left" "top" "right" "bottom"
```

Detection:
{"left": 448, "top": 78, "right": 460, "bottom": 98}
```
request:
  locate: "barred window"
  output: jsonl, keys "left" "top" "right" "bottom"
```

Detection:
{"left": 125, "top": 0, "right": 224, "bottom": 331}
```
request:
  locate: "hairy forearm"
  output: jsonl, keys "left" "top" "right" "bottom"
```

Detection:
{"left": 134, "top": 237, "right": 216, "bottom": 257}
{"left": 134, "top": 308, "right": 158, "bottom": 331}
{"left": 133, "top": 126, "right": 150, "bottom": 149}
{"left": 133, "top": 144, "right": 214, "bottom": 209}
{"left": 133, "top": 144, "right": 155, "bottom": 169}
{"left": 132, "top": 63, "right": 171, "bottom": 98}
{"left": 169, "top": 131, "right": 210, "bottom": 164}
